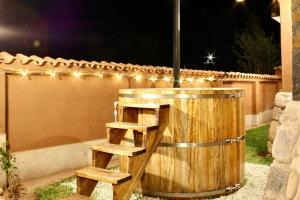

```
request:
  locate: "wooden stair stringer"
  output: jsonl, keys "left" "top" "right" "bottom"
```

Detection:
{"left": 77, "top": 128, "right": 128, "bottom": 197}
{"left": 113, "top": 106, "right": 170, "bottom": 200}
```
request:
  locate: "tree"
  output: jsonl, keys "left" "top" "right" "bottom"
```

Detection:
{"left": 233, "top": 16, "right": 280, "bottom": 74}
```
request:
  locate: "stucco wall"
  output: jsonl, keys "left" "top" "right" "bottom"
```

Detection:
{"left": 6, "top": 75, "right": 280, "bottom": 153}
{"left": 0, "top": 52, "right": 281, "bottom": 181}
{"left": 8, "top": 75, "right": 128, "bottom": 151}
{"left": 280, "top": 0, "right": 293, "bottom": 92}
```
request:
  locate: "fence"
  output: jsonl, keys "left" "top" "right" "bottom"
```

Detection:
{"left": 0, "top": 52, "right": 281, "bottom": 181}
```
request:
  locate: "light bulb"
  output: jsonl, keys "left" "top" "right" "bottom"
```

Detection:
{"left": 207, "top": 77, "right": 216, "bottom": 82}
{"left": 187, "top": 77, "right": 194, "bottom": 83}
{"left": 135, "top": 75, "right": 142, "bottom": 81}
{"left": 116, "top": 74, "right": 122, "bottom": 80}
{"left": 163, "top": 77, "right": 170, "bottom": 82}
{"left": 150, "top": 76, "right": 157, "bottom": 82}
{"left": 96, "top": 72, "right": 103, "bottom": 79}
{"left": 198, "top": 78, "right": 205, "bottom": 83}
{"left": 20, "top": 70, "right": 29, "bottom": 77}
{"left": 48, "top": 70, "right": 57, "bottom": 78}
{"left": 73, "top": 71, "right": 82, "bottom": 78}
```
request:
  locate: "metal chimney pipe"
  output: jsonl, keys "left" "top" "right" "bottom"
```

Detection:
{"left": 173, "top": 0, "right": 181, "bottom": 88}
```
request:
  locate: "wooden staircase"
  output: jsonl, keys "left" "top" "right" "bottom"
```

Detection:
{"left": 65, "top": 103, "right": 169, "bottom": 200}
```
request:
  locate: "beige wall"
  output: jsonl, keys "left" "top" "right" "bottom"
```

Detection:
{"left": 223, "top": 81, "right": 254, "bottom": 115}
{"left": 223, "top": 81, "right": 279, "bottom": 115}
{"left": 6, "top": 74, "right": 280, "bottom": 152}
{"left": 280, "top": 0, "right": 293, "bottom": 91}
{"left": 0, "top": 72, "right": 6, "bottom": 134}
{"left": 8, "top": 75, "right": 128, "bottom": 151}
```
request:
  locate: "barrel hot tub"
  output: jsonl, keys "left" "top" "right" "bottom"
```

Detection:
{"left": 118, "top": 88, "right": 245, "bottom": 199}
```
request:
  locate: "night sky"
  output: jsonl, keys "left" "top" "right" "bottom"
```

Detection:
{"left": 0, "top": 0, "right": 279, "bottom": 72}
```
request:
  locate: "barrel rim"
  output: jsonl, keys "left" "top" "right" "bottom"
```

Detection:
{"left": 134, "top": 182, "right": 243, "bottom": 198}
{"left": 123, "top": 135, "right": 246, "bottom": 148}
{"left": 120, "top": 88, "right": 245, "bottom": 93}
{"left": 119, "top": 92, "right": 245, "bottom": 99}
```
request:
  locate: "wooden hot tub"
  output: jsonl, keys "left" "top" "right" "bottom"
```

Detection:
{"left": 118, "top": 88, "right": 245, "bottom": 199}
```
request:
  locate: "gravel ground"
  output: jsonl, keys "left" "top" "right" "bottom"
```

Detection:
{"left": 61, "top": 162, "right": 269, "bottom": 200}
{"left": 214, "top": 163, "right": 269, "bottom": 200}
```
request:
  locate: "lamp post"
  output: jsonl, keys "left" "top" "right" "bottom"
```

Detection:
{"left": 173, "top": 0, "right": 181, "bottom": 88}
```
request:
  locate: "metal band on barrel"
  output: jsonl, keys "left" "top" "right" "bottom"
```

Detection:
{"left": 119, "top": 92, "right": 244, "bottom": 99}
{"left": 135, "top": 183, "right": 242, "bottom": 198}
{"left": 123, "top": 135, "right": 245, "bottom": 148}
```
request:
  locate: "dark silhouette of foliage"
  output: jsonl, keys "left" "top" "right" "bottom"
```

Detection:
{"left": 233, "top": 16, "right": 280, "bottom": 74}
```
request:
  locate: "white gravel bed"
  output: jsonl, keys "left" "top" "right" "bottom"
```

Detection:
{"left": 61, "top": 162, "right": 269, "bottom": 200}
{"left": 214, "top": 163, "right": 269, "bottom": 200}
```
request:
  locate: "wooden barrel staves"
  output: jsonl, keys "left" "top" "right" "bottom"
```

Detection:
{"left": 118, "top": 88, "right": 245, "bottom": 199}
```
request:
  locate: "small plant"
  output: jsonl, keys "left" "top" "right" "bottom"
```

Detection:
{"left": 33, "top": 178, "right": 74, "bottom": 200}
{"left": 0, "top": 144, "right": 26, "bottom": 199}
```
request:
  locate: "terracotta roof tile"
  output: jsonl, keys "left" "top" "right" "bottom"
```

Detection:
{"left": 0, "top": 51, "right": 281, "bottom": 80}
{"left": 0, "top": 52, "right": 15, "bottom": 64}
{"left": 15, "top": 53, "right": 31, "bottom": 64}
{"left": 44, "top": 56, "right": 59, "bottom": 67}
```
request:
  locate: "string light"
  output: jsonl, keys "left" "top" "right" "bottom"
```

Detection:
{"left": 48, "top": 70, "right": 57, "bottom": 78}
{"left": 150, "top": 76, "right": 157, "bottom": 82}
{"left": 198, "top": 78, "right": 205, "bottom": 83}
{"left": 207, "top": 76, "right": 216, "bottom": 82}
{"left": 187, "top": 77, "right": 194, "bottom": 83}
{"left": 135, "top": 74, "right": 142, "bottom": 81}
{"left": 73, "top": 71, "right": 82, "bottom": 78}
{"left": 20, "top": 70, "right": 29, "bottom": 77}
{"left": 116, "top": 73, "right": 122, "bottom": 80}
{"left": 16, "top": 68, "right": 219, "bottom": 84}
{"left": 95, "top": 72, "right": 103, "bottom": 79}
{"left": 163, "top": 77, "right": 170, "bottom": 82}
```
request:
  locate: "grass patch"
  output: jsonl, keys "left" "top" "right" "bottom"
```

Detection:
{"left": 245, "top": 124, "right": 273, "bottom": 165}
{"left": 33, "top": 177, "right": 74, "bottom": 200}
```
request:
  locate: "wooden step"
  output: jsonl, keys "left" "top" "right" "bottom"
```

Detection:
{"left": 120, "top": 103, "right": 169, "bottom": 109}
{"left": 63, "top": 194, "right": 90, "bottom": 200}
{"left": 106, "top": 122, "right": 158, "bottom": 132}
{"left": 76, "top": 167, "right": 132, "bottom": 184}
{"left": 92, "top": 143, "right": 145, "bottom": 156}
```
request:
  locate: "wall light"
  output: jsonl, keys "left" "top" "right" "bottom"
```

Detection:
{"left": 207, "top": 77, "right": 216, "bottom": 82}
{"left": 163, "top": 77, "right": 170, "bottom": 82}
{"left": 150, "top": 76, "right": 157, "bottom": 82}
{"left": 187, "top": 77, "right": 194, "bottom": 83}
{"left": 116, "top": 73, "right": 122, "bottom": 80}
{"left": 73, "top": 71, "right": 82, "bottom": 78}
{"left": 135, "top": 75, "right": 142, "bottom": 81}
{"left": 20, "top": 70, "right": 29, "bottom": 77}
{"left": 198, "top": 78, "right": 205, "bottom": 83}
{"left": 95, "top": 72, "right": 103, "bottom": 79}
{"left": 48, "top": 70, "right": 57, "bottom": 78}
